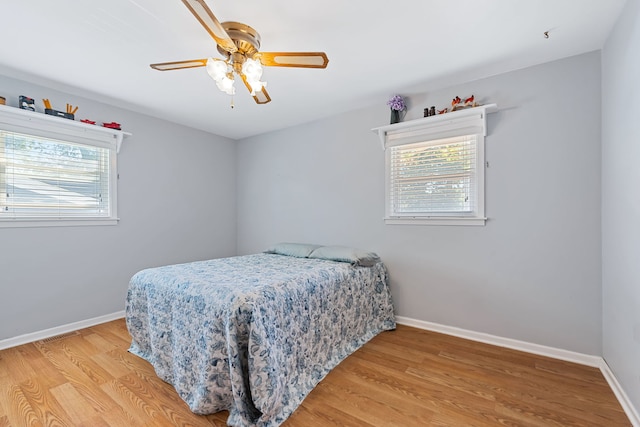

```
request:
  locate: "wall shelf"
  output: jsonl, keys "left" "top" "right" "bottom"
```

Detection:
{"left": 372, "top": 103, "right": 497, "bottom": 149}
{"left": 0, "top": 104, "right": 131, "bottom": 153}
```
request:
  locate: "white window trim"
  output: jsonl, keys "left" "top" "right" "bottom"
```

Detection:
{"left": 372, "top": 104, "right": 497, "bottom": 226}
{"left": 0, "top": 104, "right": 131, "bottom": 228}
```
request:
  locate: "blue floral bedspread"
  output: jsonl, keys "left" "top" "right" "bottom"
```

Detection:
{"left": 125, "top": 253, "right": 395, "bottom": 427}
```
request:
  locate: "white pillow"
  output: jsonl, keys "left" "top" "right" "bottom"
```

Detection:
{"left": 309, "top": 246, "right": 380, "bottom": 267}
{"left": 264, "top": 242, "right": 322, "bottom": 258}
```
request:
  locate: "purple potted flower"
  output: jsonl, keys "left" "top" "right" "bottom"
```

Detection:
{"left": 387, "top": 95, "right": 406, "bottom": 124}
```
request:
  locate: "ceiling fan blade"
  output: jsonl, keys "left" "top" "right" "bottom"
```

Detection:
{"left": 181, "top": 0, "right": 237, "bottom": 53}
{"left": 150, "top": 59, "right": 208, "bottom": 70}
{"left": 241, "top": 74, "right": 271, "bottom": 104}
{"left": 252, "top": 87, "right": 271, "bottom": 104}
{"left": 257, "top": 52, "right": 329, "bottom": 68}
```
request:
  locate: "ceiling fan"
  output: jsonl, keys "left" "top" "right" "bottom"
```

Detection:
{"left": 150, "top": 0, "right": 329, "bottom": 105}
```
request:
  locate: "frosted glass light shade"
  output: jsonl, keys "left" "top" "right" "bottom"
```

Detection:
{"left": 206, "top": 58, "right": 228, "bottom": 81}
{"left": 242, "top": 58, "right": 266, "bottom": 95}
{"left": 216, "top": 76, "right": 236, "bottom": 95}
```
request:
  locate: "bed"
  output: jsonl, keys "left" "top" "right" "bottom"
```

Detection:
{"left": 125, "top": 244, "right": 396, "bottom": 427}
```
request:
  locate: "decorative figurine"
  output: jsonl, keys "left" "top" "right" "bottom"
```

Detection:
{"left": 438, "top": 108, "right": 448, "bottom": 114}
{"left": 103, "top": 122, "right": 122, "bottom": 130}
{"left": 19, "top": 95, "right": 35, "bottom": 111}
{"left": 451, "top": 96, "right": 462, "bottom": 110}
{"left": 451, "top": 95, "right": 479, "bottom": 111}
{"left": 464, "top": 95, "right": 475, "bottom": 107}
{"left": 42, "top": 99, "right": 76, "bottom": 120}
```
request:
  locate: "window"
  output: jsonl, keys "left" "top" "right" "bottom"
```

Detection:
{"left": 374, "top": 104, "right": 495, "bottom": 226}
{"left": 0, "top": 105, "right": 126, "bottom": 227}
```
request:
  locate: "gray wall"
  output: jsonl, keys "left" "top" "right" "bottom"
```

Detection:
{"left": 602, "top": 0, "right": 640, "bottom": 410}
{"left": 237, "top": 51, "right": 603, "bottom": 355}
{"left": 0, "top": 75, "right": 237, "bottom": 341}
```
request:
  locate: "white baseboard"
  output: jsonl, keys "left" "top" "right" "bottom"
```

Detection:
{"left": 0, "top": 310, "right": 125, "bottom": 351}
{"left": 395, "top": 316, "right": 602, "bottom": 366}
{"left": 599, "top": 359, "right": 640, "bottom": 427}
{"left": 396, "top": 316, "right": 640, "bottom": 427}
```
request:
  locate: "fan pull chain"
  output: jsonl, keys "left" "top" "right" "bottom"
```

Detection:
{"left": 230, "top": 95, "right": 235, "bottom": 109}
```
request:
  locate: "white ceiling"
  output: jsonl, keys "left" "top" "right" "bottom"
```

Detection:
{"left": 0, "top": 1, "right": 627, "bottom": 140}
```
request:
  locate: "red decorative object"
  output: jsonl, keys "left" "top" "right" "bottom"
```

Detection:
{"left": 451, "top": 95, "right": 478, "bottom": 111}
{"left": 437, "top": 108, "right": 448, "bottom": 115}
{"left": 102, "top": 122, "right": 121, "bottom": 130}
{"left": 81, "top": 119, "right": 96, "bottom": 125}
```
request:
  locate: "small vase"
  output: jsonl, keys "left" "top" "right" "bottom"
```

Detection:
{"left": 390, "top": 109, "right": 401, "bottom": 124}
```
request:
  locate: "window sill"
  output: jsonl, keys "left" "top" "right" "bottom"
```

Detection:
{"left": 384, "top": 217, "right": 486, "bottom": 226}
{"left": 0, "top": 218, "right": 119, "bottom": 229}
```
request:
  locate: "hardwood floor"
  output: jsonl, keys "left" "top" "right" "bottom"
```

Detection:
{"left": 0, "top": 319, "right": 631, "bottom": 426}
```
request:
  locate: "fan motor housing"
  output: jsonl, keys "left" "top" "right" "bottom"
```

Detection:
{"left": 218, "top": 22, "right": 261, "bottom": 59}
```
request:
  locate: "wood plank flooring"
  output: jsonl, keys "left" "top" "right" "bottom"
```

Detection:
{"left": 0, "top": 319, "right": 631, "bottom": 426}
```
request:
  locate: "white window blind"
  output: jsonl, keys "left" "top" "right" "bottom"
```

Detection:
{"left": 0, "top": 130, "right": 111, "bottom": 218}
{"left": 388, "top": 134, "right": 478, "bottom": 216}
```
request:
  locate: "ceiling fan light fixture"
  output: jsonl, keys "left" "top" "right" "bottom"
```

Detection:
{"left": 216, "top": 75, "right": 236, "bottom": 95}
{"left": 206, "top": 58, "right": 236, "bottom": 95}
{"left": 206, "top": 57, "right": 228, "bottom": 80}
{"left": 242, "top": 58, "right": 266, "bottom": 95}
{"left": 242, "top": 58, "right": 262, "bottom": 80}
